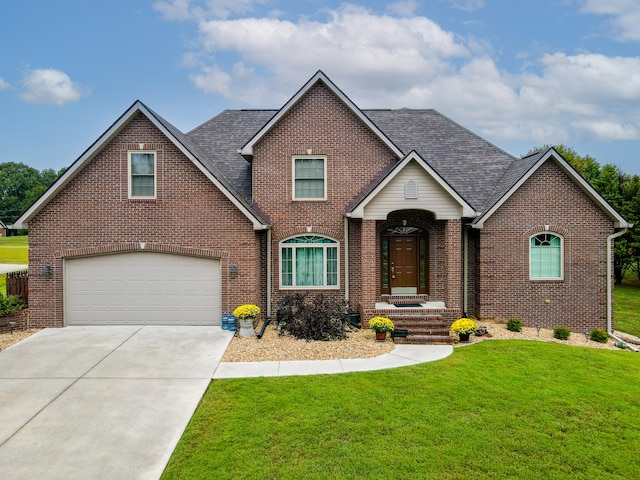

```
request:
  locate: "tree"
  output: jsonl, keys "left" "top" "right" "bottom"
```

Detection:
{"left": 0, "top": 162, "right": 66, "bottom": 225}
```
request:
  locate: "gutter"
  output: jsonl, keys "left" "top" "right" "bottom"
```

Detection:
{"left": 344, "top": 216, "right": 349, "bottom": 306}
{"left": 606, "top": 227, "right": 639, "bottom": 352}
{"left": 266, "top": 228, "right": 272, "bottom": 318}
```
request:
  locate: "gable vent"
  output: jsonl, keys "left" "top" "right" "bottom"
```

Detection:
{"left": 405, "top": 180, "right": 418, "bottom": 199}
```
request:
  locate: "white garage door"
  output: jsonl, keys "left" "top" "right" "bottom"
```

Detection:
{"left": 65, "top": 252, "right": 221, "bottom": 325}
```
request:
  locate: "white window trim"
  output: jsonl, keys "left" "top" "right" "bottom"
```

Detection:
{"left": 279, "top": 235, "right": 340, "bottom": 290}
{"left": 292, "top": 156, "right": 327, "bottom": 201}
{"left": 128, "top": 151, "right": 157, "bottom": 199}
{"left": 529, "top": 232, "right": 564, "bottom": 281}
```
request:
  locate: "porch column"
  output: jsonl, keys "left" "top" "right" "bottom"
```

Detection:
{"left": 361, "top": 219, "right": 377, "bottom": 309}
{"left": 445, "top": 219, "right": 462, "bottom": 310}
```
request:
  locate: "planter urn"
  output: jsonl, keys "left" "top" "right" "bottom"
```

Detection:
{"left": 459, "top": 333, "right": 470, "bottom": 342}
{"left": 375, "top": 331, "right": 387, "bottom": 342}
{"left": 238, "top": 317, "right": 256, "bottom": 337}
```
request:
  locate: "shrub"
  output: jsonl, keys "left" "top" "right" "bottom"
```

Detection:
{"left": 506, "top": 318, "right": 523, "bottom": 332}
{"left": 590, "top": 328, "right": 609, "bottom": 343}
{"left": 0, "top": 294, "right": 27, "bottom": 317}
{"left": 277, "top": 293, "right": 347, "bottom": 341}
{"left": 450, "top": 318, "right": 478, "bottom": 335}
{"left": 553, "top": 326, "right": 571, "bottom": 340}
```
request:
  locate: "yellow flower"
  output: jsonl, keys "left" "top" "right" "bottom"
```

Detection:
{"left": 233, "top": 304, "right": 261, "bottom": 320}
{"left": 450, "top": 318, "right": 478, "bottom": 335}
{"left": 369, "top": 316, "right": 395, "bottom": 333}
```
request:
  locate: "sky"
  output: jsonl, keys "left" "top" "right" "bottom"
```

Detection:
{"left": 1, "top": 0, "right": 639, "bottom": 176}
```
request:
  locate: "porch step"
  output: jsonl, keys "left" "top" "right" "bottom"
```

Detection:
{"left": 388, "top": 314, "right": 452, "bottom": 345}
{"left": 381, "top": 294, "right": 430, "bottom": 306}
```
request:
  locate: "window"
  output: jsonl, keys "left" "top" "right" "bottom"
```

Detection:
{"left": 530, "top": 233, "right": 563, "bottom": 279}
{"left": 280, "top": 235, "right": 338, "bottom": 288}
{"left": 293, "top": 157, "right": 326, "bottom": 200}
{"left": 129, "top": 152, "right": 156, "bottom": 198}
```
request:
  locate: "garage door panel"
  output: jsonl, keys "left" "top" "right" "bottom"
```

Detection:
{"left": 65, "top": 253, "right": 221, "bottom": 326}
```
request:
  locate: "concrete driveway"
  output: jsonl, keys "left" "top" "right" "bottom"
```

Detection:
{"left": 0, "top": 326, "right": 233, "bottom": 480}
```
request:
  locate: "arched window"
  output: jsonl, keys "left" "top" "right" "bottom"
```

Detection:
{"left": 530, "top": 233, "right": 563, "bottom": 279}
{"left": 280, "top": 235, "right": 339, "bottom": 288}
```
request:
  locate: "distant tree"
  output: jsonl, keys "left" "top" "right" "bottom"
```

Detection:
{"left": 0, "top": 162, "right": 66, "bottom": 225}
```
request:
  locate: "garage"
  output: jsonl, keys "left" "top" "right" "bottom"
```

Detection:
{"left": 65, "top": 252, "right": 221, "bottom": 325}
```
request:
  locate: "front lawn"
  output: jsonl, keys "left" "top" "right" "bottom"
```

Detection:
{"left": 0, "top": 236, "right": 28, "bottom": 295}
{"left": 162, "top": 341, "right": 640, "bottom": 479}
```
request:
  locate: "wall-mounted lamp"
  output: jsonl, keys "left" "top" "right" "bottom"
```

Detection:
{"left": 230, "top": 264, "right": 238, "bottom": 279}
{"left": 43, "top": 265, "right": 52, "bottom": 279}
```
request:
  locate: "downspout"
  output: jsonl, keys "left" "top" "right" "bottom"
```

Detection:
{"left": 463, "top": 225, "right": 469, "bottom": 317}
{"left": 344, "top": 216, "right": 349, "bottom": 307}
{"left": 266, "top": 228, "right": 272, "bottom": 318}
{"left": 606, "top": 227, "right": 638, "bottom": 352}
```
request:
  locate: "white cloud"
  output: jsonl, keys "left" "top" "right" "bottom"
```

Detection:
{"left": 155, "top": 0, "right": 265, "bottom": 20}
{"left": 0, "top": 77, "right": 8, "bottom": 90}
{"left": 581, "top": 0, "right": 640, "bottom": 42}
{"left": 446, "top": 0, "right": 486, "bottom": 12}
{"left": 163, "top": 2, "right": 640, "bottom": 145}
{"left": 20, "top": 68, "right": 87, "bottom": 106}
{"left": 386, "top": 0, "right": 420, "bottom": 17}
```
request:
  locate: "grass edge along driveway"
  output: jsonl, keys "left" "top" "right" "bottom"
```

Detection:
{"left": 162, "top": 341, "right": 640, "bottom": 480}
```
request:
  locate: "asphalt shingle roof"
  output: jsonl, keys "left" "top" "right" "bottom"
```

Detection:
{"left": 186, "top": 107, "right": 530, "bottom": 216}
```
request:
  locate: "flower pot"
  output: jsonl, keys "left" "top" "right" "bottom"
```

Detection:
{"left": 238, "top": 317, "right": 256, "bottom": 337}
{"left": 375, "top": 331, "right": 387, "bottom": 342}
{"left": 459, "top": 333, "right": 470, "bottom": 342}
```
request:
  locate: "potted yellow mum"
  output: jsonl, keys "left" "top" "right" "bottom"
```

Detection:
{"left": 450, "top": 318, "right": 478, "bottom": 342}
{"left": 369, "top": 316, "right": 395, "bottom": 342}
{"left": 233, "top": 304, "right": 261, "bottom": 337}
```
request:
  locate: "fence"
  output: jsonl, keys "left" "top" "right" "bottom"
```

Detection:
{"left": 6, "top": 270, "right": 28, "bottom": 304}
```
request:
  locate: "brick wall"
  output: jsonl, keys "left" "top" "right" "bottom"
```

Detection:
{"left": 28, "top": 113, "right": 261, "bottom": 327}
{"left": 476, "top": 160, "right": 614, "bottom": 332}
{"left": 252, "top": 82, "right": 398, "bottom": 309}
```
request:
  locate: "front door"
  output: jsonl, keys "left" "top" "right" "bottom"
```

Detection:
{"left": 381, "top": 234, "right": 428, "bottom": 295}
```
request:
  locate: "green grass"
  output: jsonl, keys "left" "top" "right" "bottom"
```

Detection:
{"left": 162, "top": 341, "right": 640, "bottom": 480}
{"left": 614, "top": 270, "right": 640, "bottom": 337}
{"left": 0, "top": 236, "right": 28, "bottom": 295}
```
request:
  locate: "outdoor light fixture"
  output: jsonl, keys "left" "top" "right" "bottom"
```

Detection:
{"left": 536, "top": 325, "right": 542, "bottom": 337}
{"left": 230, "top": 264, "right": 238, "bottom": 279}
{"left": 584, "top": 331, "right": 590, "bottom": 342}
{"left": 43, "top": 265, "right": 52, "bottom": 279}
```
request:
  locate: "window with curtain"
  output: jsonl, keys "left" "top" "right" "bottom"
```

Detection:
{"left": 280, "top": 235, "right": 338, "bottom": 288}
{"left": 293, "top": 157, "right": 325, "bottom": 200}
{"left": 129, "top": 152, "right": 156, "bottom": 198}
{"left": 530, "top": 233, "right": 563, "bottom": 279}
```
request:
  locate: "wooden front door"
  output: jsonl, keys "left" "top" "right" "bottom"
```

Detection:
{"left": 381, "top": 235, "right": 428, "bottom": 295}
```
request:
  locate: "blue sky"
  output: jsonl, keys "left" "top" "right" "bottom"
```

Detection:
{"left": 1, "top": 0, "right": 639, "bottom": 175}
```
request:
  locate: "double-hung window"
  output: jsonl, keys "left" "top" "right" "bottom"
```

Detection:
{"left": 281, "top": 235, "right": 338, "bottom": 288}
{"left": 129, "top": 152, "right": 156, "bottom": 198}
{"left": 530, "top": 233, "right": 563, "bottom": 279}
{"left": 293, "top": 157, "right": 326, "bottom": 200}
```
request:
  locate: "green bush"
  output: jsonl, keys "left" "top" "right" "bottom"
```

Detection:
{"left": 506, "top": 318, "right": 523, "bottom": 332}
{"left": 590, "top": 328, "right": 609, "bottom": 343}
{"left": 553, "top": 326, "right": 571, "bottom": 340}
{"left": 0, "top": 294, "right": 27, "bottom": 317}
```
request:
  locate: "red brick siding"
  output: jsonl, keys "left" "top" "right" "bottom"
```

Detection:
{"left": 28, "top": 113, "right": 261, "bottom": 327}
{"left": 476, "top": 160, "right": 614, "bottom": 332}
{"left": 252, "top": 82, "right": 398, "bottom": 308}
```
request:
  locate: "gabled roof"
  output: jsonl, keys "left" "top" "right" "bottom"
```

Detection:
{"left": 240, "top": 70, "right": 403, "bottom": 158}
{"left": 347, "top": 150, "right": 476, "bottom": 219}
{"left": 13, "top": 101, "right": 269, "bottom": 230}
{"left": 472, "top": 147, "right": 630, "bottom": 229}
{"left": 0, "top": 220, "right": 6, "bottom": 229}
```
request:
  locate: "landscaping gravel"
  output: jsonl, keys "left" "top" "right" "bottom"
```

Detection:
{"left": 0, "top": 328, "right": 40, "bottom": 351}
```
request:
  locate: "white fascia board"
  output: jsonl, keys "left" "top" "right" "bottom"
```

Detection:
{"left": 14, "top": 102, "right": 268, "bottom": 231}
{"left": 472, "top": 148, "right": 630, "bottom": 229}
{"left": 240, "top": 71, "right": 403, "bottom": 158}
{"left": 350, "top": 151, "right": 476, "bottom": 218}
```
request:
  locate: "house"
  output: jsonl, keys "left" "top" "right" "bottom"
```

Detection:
{"left": 14, "top": 71, "right": 629, "bottom": 341}
{"left": 0, "top": 220, "right": 6, "bottom": 237}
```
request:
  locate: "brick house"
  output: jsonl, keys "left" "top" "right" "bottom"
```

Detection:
{"left": 14, "top": 71, "right": 629, "bottom": 341}
{"left": 0, "top": 220, "right": 6, "bottom": 237}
